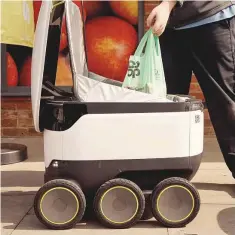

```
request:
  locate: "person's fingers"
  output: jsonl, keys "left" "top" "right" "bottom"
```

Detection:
{"left": 156, "top": 26, "right": 165, "bottom": 36}
{"left": 146, "top": 15, "right": 154, "bottom": 27}
{"left": 146, "top": 9, "right": 157, "bottom": 27}
{"left": 156, "top": 29, "right": 164, "bottom": 36}
{"left": 153, "top": 24, "right": 165, "bottom": 37}
{"left": 152, "top": 22, "right": 162, "bottom": 34}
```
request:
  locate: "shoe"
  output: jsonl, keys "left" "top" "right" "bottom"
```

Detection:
{"left": 227, "top": 153, "right": 235, "bottom": 179}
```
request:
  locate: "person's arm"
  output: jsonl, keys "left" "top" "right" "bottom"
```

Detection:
{"left": 147, "top": 0, "right": 183, "bottom": 36}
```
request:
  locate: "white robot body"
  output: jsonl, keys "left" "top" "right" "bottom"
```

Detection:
{"left": 44, "top": 110, "right": 203, "bottom": 168}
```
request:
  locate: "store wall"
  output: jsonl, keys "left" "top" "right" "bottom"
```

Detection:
{"left": 1, "top": 1, "right": 215, "bottom": 137}
{"left": 1, "top": 98, "right": 40, "bottom": 136}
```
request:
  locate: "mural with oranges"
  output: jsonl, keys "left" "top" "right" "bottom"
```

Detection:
{"left": 6, "top": 0, "right": 139, "bottom": 88}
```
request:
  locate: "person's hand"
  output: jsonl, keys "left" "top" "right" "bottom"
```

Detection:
{"left": 147, "top": 1, "right": 177, "bottom": 36}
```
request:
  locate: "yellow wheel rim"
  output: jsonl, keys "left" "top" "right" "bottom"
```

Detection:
{"left": 40, "top": 187, "right": 79, "bottom": 225}
{"left": 100, "top": 186, "right": 139, "bottom": 224}
{"left": 156, "top": 185, "right": 195, "bottom": 223}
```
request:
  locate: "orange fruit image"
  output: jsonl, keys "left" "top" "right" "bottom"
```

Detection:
{"left": 85, "top": 16, "right": 138, "bottom": 82}
{"left": 6, "top": 52, "right": 18, "bottom": 87}
{"left": 55, "top": 55, "right": 73, "bottom": 86}
{"left": 19, "top": 57, "right": 32, "bottom": 86}
{"left": 109, "top": 1, "right": 138, "bottom": 25}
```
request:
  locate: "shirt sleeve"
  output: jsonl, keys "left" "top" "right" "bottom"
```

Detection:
{"left": 162, "top": 0, "right": 184, "bottom": 8}
{"left": 176, "top": 0, "right": 184, "bottom": 7}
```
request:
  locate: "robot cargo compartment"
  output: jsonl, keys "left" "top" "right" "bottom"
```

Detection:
{"left": 40, "top": 97, "right": 204, "bottom": 133}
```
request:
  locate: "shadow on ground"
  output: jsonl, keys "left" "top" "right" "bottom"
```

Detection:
{"left": 2, "top": 183, "right": 235, "bottom": 232}
{"left": 217, "top": 207, "right": 235, "bottom": 235}
{"left": 194, "top": 182, "right": 235, "bottom": 198}
{"left": 2, "top": 203, "right": 163, "bottom": 231}
{"left": 1, "top": 171, "right": 44, "bottom": 187}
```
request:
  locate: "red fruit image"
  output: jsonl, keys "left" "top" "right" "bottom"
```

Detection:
{"left": 83, "top": 1, "right": 108, "bottom": 19}
{"left": 109, "top": 1, "right": 138, "bottom": 25}
{"left": 85, "top": 16, "right": 138, "bottom": 82}
{"left": 55, "top": 55, "right": 73, "bottom": 86}
{"left": 19, "top": 57, "right": 32, "bottom": 86}
{"left": 33, "top": 0, "right": 41, "bottom": 25}
{"left": 19, "top": 55, "right": 73, "bottom": 87}
{"left": 6, "top": 52, "right": 18, "bottom": 87}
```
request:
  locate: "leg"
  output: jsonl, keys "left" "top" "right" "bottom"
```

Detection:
{"left": 160, "top": 28, "right": 192, "bottom": 94}
{"left": 190, "top": 17, "right": 235, "bottom": 175}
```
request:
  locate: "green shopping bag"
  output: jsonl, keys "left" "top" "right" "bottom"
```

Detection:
{"left": 122, "top": 29, "right": 167, "bottom": 98}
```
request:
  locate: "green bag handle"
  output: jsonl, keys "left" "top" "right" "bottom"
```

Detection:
{"left": 134, "top": 29, "right": 152, "bottom": 56}
{"left": 136, "top": 30, "right": 153, "bottom": 89}
{"left": 135, "top": 29, "right": 161, "bottom": 57}
{"left": 142, "top": 30, "right": 154, "bottom": 87}
{"left": 140, "top": 30, "right": 163, "bottom": 88}
{"left": 154, "top": 35, "right": 161, "bottom": 56}
{"left": 147, "top": 30, "right": 161, "bottom": 56}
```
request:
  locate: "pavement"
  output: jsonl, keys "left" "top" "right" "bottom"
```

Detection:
{"left": 1, "top": 137, "right": 235, "bottom": 235}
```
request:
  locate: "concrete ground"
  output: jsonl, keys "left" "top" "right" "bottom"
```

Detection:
{"left": 1, "top": 137, "right": 235, "bottom": 235}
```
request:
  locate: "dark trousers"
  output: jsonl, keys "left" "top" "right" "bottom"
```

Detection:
{"left": 160, "top": 16, "right": 235, "bottom": 175}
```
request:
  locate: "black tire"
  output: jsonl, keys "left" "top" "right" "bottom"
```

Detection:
{"left": 93, "top": 178, "right": 145, "bottom": 229}
{"left": 34, "top": 179, "right": 86, "bottom": 230}
{"left": 151, "top": 177, "right": 200, "bottom": 228}
{"left": 141, "top": 192, "right": 153, "bottom": 220}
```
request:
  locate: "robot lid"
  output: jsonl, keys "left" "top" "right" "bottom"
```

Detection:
{"left": 31, "top": 0, "right": 53, "bottom": 132}
{"left": 31, "top": 1, "right": 75, "bottom": 132}
{"left": 31, "top": 0, "right": 91, "bottom": 132}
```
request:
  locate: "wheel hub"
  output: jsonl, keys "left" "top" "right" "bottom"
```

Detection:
{"left": 157, "top": 185, "right": 194, "bottom": 222}
{"left": 52, "top": 198, "right": 67, "bottom": 212}
{"left": 100, "top": 187, "right": 138, "bottom": 223}
{"left": 40, "top": 187, "right": 79, "bottom": 224}
{"left": 112, "top": 198, "right": 127, "bottom": 211}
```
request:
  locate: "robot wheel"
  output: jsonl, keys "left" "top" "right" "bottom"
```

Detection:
{"left": 93, "top": 178, "right": 145, "bottom": 229}
{"left": 151, "top": 177, "right": 201, "bottom": 228}
{"left": 34, "top": 179, "right": 86, "bottom": 230}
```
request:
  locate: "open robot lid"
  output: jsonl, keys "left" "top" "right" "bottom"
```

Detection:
{"left": 31, "top": 0, "right": 79, "bottom": 132}
{"left": 31, "top": 0, "right": 100, "bottom": 132}
{"left": 31, "top": 0, "right": 52, "bottom": 132}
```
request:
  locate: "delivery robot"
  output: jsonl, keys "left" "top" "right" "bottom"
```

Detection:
{"left": 32, "top": 0, "right": 204, "bottom": 230}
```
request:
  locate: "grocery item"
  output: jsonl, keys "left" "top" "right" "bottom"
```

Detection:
{"left": 123, "top": 29, "right": 167, "bottom": 98}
